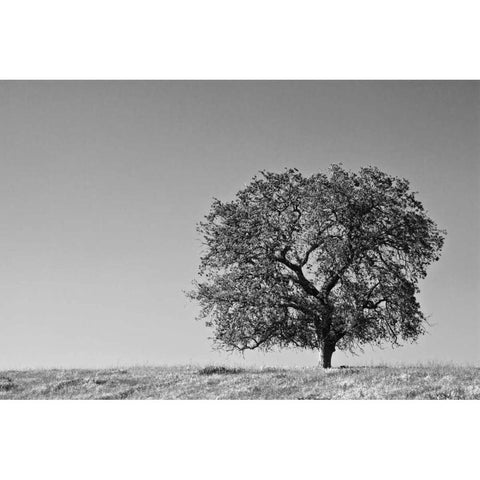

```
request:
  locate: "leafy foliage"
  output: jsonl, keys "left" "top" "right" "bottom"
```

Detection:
{"left": 189, "top": 165, "right": 445, "bottom": 365}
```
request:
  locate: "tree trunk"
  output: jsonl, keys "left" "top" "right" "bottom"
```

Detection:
{"left": 319, "top": 341, "right": 335, "bottom": 368}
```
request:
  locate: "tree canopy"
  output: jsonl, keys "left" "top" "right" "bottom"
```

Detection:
{"left": 189, "top": 165, "right": 445, "bottom": 367}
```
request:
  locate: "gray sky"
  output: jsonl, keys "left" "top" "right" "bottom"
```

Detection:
{"left": 0, "top": 81, "right": 478, "bottom": 369}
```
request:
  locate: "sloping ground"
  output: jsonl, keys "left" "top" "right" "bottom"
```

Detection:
{"left": 0, "top": 364, "right": 479, "bottom": 399}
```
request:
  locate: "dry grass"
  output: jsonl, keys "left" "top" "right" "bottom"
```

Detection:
{"left": 0, "top": 364, "right": 479, "bottom": 399}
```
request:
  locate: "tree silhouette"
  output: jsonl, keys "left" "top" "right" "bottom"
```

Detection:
{"left": 189, "top": 165, "right": 445, "bottom": 367}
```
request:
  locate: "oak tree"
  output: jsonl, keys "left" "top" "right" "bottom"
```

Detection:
{"left": 189, "top": 165, "right": 445, "bottom": 367}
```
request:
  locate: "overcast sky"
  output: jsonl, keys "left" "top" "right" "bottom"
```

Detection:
{"left": 0, "top": 81, "right": 478, "bottom": 369}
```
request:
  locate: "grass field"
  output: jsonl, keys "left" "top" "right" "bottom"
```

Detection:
{"left": 0, "top": 364, "right": 479, "bottom": 399}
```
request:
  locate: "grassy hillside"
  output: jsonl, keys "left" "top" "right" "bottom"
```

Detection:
{"left": 1, "top": 364, "right": 479, "bottom": 399}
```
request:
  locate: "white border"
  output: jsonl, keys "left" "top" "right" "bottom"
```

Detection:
{"left": 0, "top": 0, "right": 479, "bottom": 78}
{"left": 1, "top": 400, "right": 478, "bottom": 479}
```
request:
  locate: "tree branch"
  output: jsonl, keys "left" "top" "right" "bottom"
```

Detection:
{"left": 363, "top": 298, "right": 387, "bottom": 310}
{"left": 300, "top": 242, "right": 321, "bottom": 266}
{"left": 273, "top": 251, "right": 321, "bottom": 299}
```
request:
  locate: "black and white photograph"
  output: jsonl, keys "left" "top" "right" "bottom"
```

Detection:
{"left": 0, "top": 80, "right": 477, "bottom": 399}
{"left": 0, "top": 2, "right": 478, "bottom": 479}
